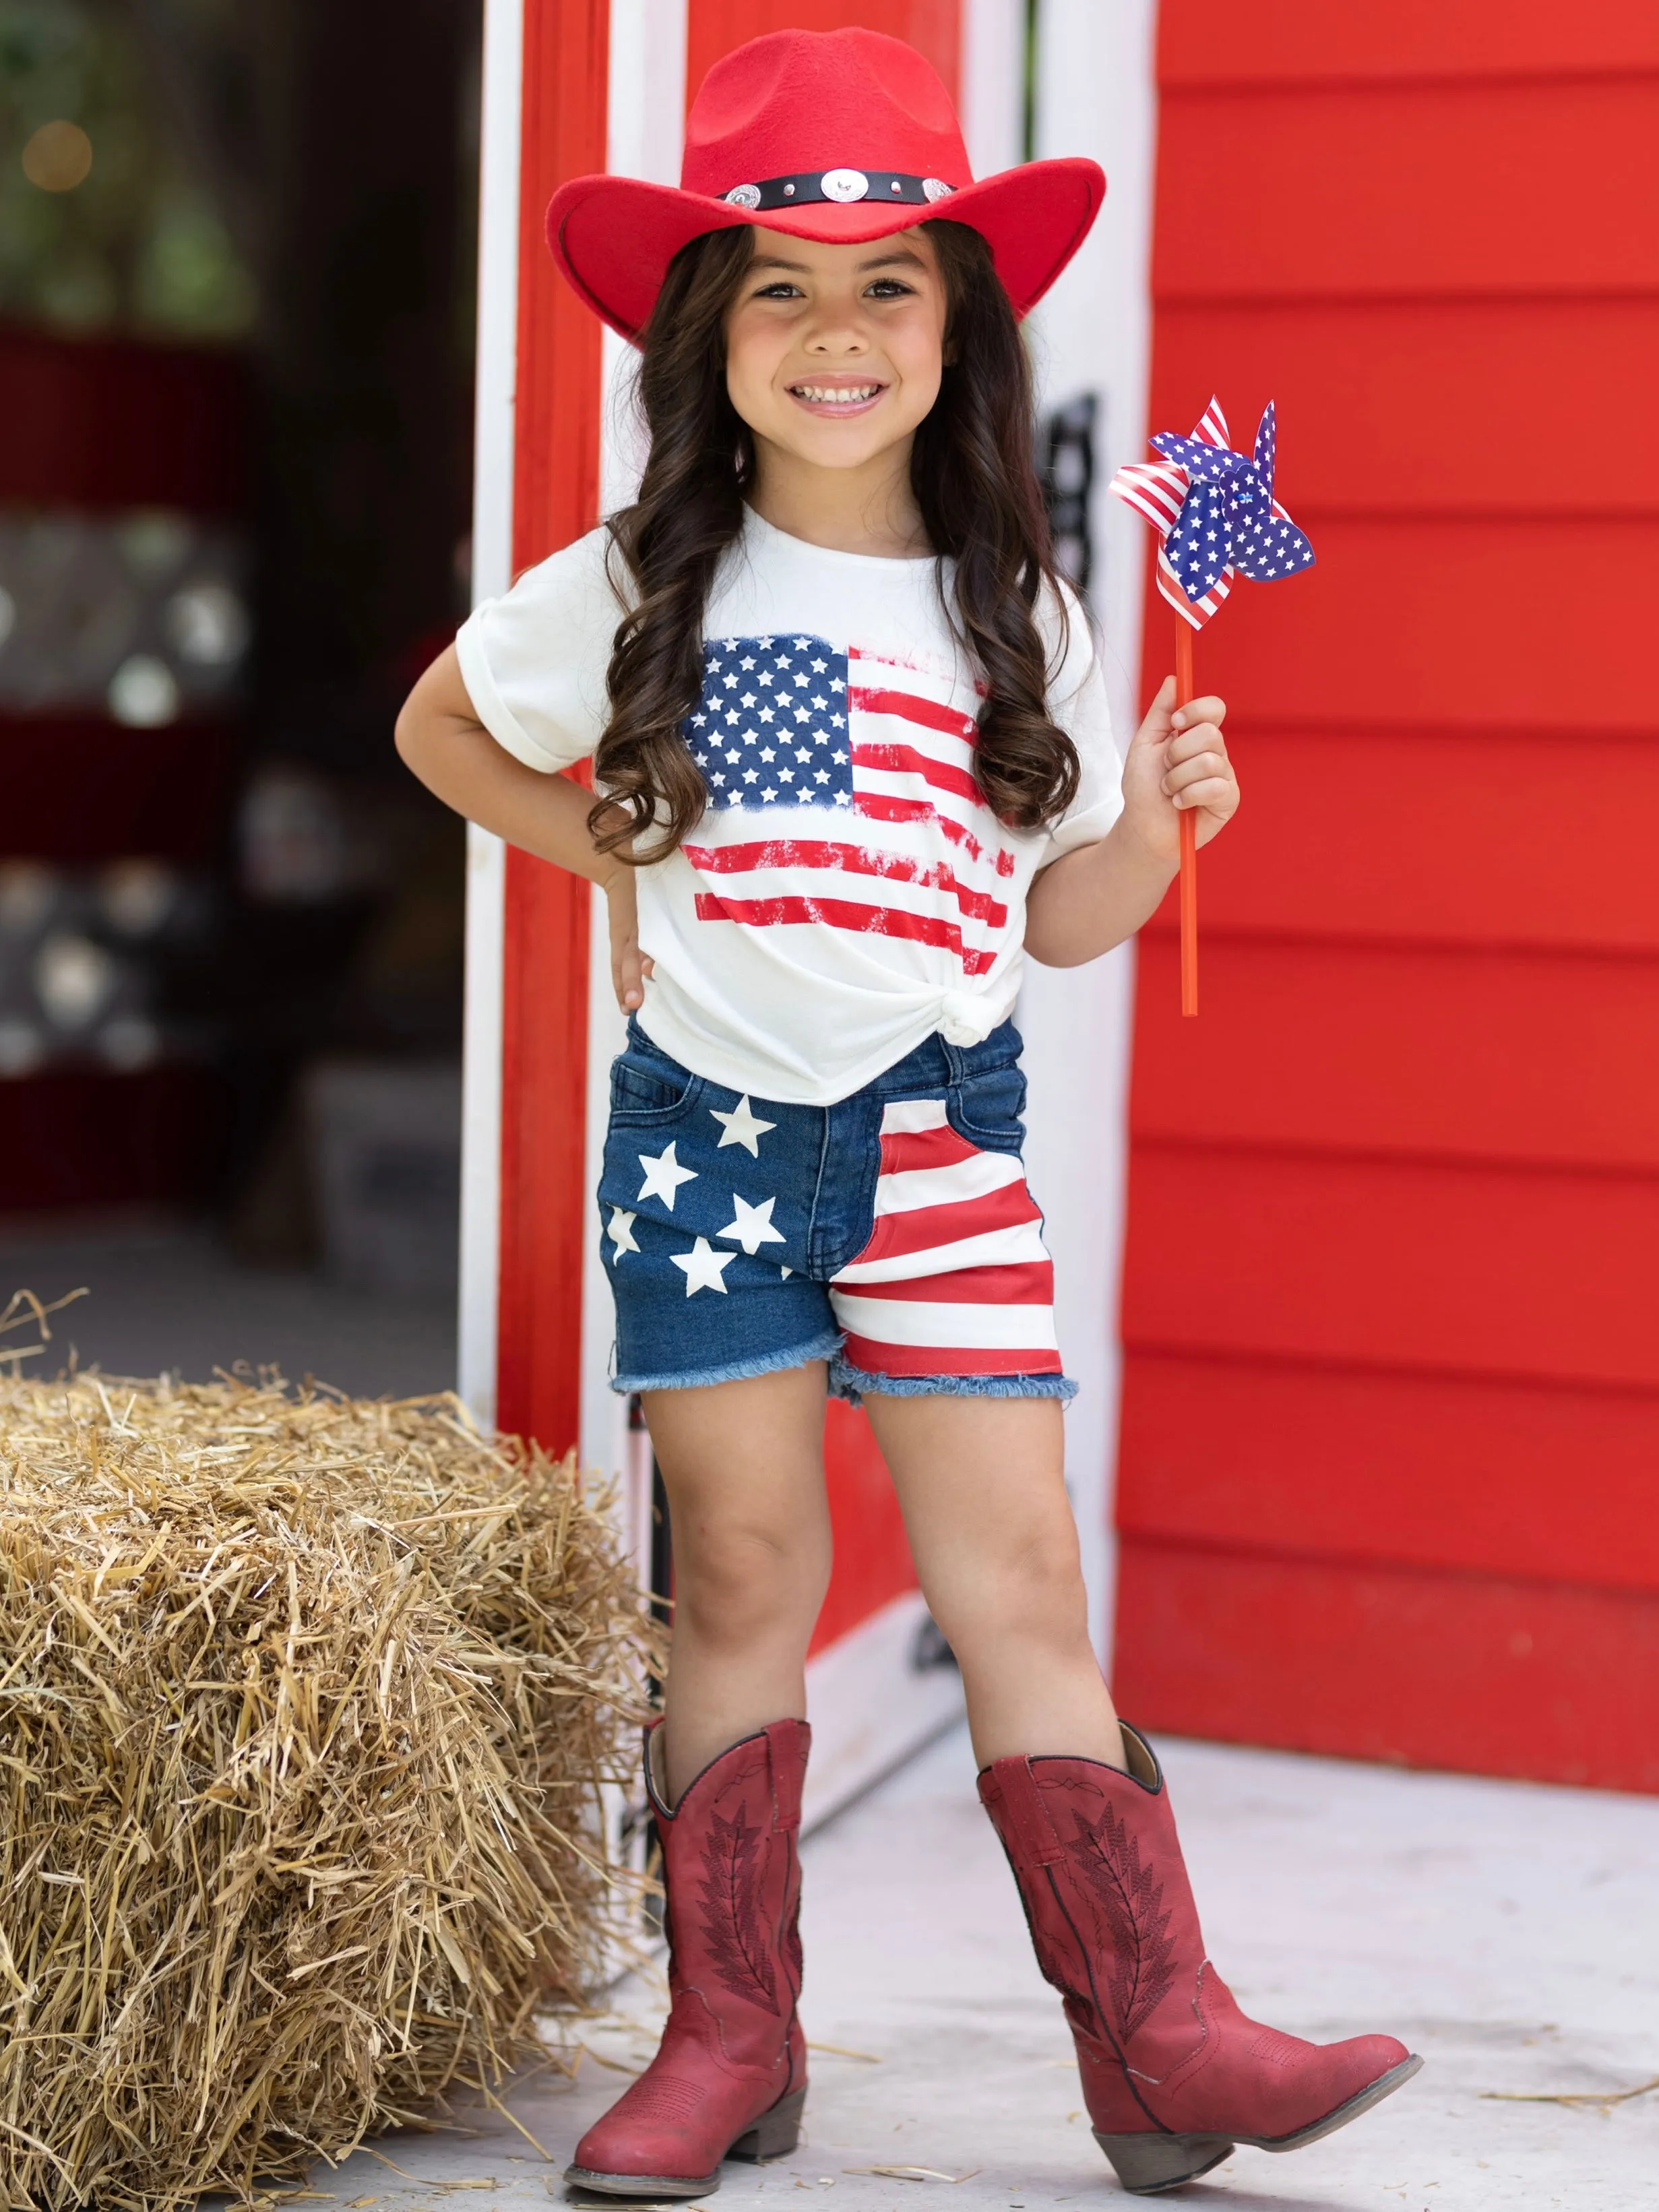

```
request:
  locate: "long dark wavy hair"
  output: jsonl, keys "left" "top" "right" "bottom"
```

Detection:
{"left": 593, "top": 219, "right": 1079, "bottom": 861}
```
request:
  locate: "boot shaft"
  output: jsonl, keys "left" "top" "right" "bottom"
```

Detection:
{"left": 979, "top": 1727, "right": 1417, "bottom": 2155}
{"left": 565, "top": 1721, "right": 812, "bottom": 2189}
{"left": 978, "top": 1728, "right": 1207, "bottom": 2072}
{"left": 650, "top": 1719, "right": 809, "bottom": 2042}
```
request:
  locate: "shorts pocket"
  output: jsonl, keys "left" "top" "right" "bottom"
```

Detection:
{"left": 947, "top": 1063, "right": 1028, "bottom": 1156}
{"left": 608, "top": 1046, "right": 700, "bottom": 1125}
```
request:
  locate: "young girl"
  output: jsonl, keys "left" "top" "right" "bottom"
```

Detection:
{"left": 398, "top": 28, "right": 1418, "bottom": 2201}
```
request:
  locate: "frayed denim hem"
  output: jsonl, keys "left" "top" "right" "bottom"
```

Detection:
{"left": 611, "top": 1329, "right": 844, "bottom": 1396}
{"left": 830, "top": 1356, "right": 1079, "bottom": 1407}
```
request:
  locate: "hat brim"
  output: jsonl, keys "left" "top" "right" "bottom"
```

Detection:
{"left": 546, "top": 158, "right": 1105, "bottom": 343}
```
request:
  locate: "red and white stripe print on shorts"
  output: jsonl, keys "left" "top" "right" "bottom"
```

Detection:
{"left": 829, "top": 1098, "right": 1062, "bottom": 1379}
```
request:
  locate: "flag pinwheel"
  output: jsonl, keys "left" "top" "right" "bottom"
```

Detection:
{"left": 1111, "top": 398, "right": 1316, "bottom": 1014}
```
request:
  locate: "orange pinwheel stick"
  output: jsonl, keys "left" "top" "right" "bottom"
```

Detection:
{"left": 1174, "top": 621, "right": 1197, "bottom": 1017}
{"left": 1111, "top": 396, "right": 1317, "bottom": 1019}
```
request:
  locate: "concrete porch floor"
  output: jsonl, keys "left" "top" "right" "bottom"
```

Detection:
{"left": 315, "top": 1721, "right": 1659, "bottom": 2212}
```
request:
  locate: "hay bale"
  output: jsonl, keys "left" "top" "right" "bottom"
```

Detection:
{"left": 0, "top": 1333, "right": 654, "bottom": 2211}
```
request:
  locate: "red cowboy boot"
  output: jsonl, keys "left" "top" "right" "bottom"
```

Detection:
{"left": 980, "top": 1726, "right": 1421, "bottom": 2196}
{"left": 565, "top": 1719, "right": 810, "bottom": 2197}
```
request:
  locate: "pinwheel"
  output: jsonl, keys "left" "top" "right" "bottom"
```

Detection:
{"left": 1111, "top": 399, "right": 1315, "bottom": 1014}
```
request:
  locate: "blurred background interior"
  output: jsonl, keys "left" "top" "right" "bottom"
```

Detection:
{"left": 0, "top": 0, "right": 483, "bottom": 1391}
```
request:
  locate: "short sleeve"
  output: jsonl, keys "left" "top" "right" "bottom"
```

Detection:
{"left": 1042, "top": 583, "right": 1124, "bottom": 858}
{"left": 453, "top": 524, "right": 625, "bottom": 773}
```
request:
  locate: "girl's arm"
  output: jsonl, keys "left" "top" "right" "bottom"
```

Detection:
{"left": 1024, "top": 676, "right": 1236, "bottom": 968}
{"left": 395, "top": 643, "right": 651, "bottom": 1011}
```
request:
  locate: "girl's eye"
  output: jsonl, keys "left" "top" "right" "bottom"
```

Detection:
{"left": 865, "top": 280, "right": 914, "bottom": 300}
{"left": 753, "top": 282, "right": 803, "bottom": 300}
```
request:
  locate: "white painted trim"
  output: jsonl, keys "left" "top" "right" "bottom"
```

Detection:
{"left": 459, "top": 827, "right": 507, "bottom": 1429}
{"left": 458, "top": 0, "right": 526, "bottom": 1426}
{"left": 802, "top": 1590, "right": 966, "bottom": 1833}
{"left": 471, "top": 0, "right": 524, "bottom": 612}
{"left": 582, "top": 0, "right": 690, "bottom": 1484}
{"left": 605, "top": 0, "right": 687, "bottom": 189}
{"left": 1018, "top": 0, "right": 1159, "bottom": 1662}
{"left": 960, "top": 0, "right": 1026, "bottom": 179}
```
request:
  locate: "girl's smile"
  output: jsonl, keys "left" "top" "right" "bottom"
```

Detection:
{"left": 785, "top": 376, "right": 888, "bottom": 416}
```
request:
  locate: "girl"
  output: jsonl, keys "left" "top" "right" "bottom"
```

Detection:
{"left": 397, "top": 28, "right": 1418, "bottom": 2201}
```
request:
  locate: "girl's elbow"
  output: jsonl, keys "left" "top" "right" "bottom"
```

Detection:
{"left": 394, "top": 701, "right": 433, "bottom": 779}
{"left": 1024, "top": 912, "right": 1111, "bottom": 968}
{"left": 1024, "top": 933, "right": 1086, "bottom": 970}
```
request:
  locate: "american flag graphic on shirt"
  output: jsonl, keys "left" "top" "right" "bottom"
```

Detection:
{"left": 681, "top": 633, "right": 1015, "bottom": 978}
{"left": 828, "top": 1097, "right": 1061, "bottom": 1377}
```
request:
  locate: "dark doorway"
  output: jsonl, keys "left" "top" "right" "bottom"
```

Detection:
{"left": 0, "top": 0, "right": 482, "bottom": 1392}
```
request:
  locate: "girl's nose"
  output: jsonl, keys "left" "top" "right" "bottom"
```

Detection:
{"left": 803, "top": 305, "right": 870, "bottom": 354}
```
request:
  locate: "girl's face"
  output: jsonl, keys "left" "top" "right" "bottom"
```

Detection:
{"left": 722, "top": 226, "right": 949, "bottom": 476}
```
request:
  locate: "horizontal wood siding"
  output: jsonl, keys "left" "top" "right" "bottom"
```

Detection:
{"left": 1115, "top": 2, "right": 1659, "bottom": 1788}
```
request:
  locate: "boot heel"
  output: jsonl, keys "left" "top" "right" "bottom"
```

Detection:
{"left": 728, "top": 2086, "right": 807, "bottom": 2163}
{"left": 1093, "top": 2129, "right": 1233, "bottom": 2195}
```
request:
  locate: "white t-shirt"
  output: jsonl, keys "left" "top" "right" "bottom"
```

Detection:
{"left": 456, "top": 507, "right": 1122, "bottom": 1106}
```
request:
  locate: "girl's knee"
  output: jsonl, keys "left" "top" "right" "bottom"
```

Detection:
{"left": 672, "top": 1520, "right": 830, "bottom": 1652}
{"left": 937, "top": 1526, "right": 1091, "bottom": 1660}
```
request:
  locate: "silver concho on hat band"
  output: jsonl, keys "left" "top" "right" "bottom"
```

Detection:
{"left": 819, "top": 168, "right": 869, "bottom": 203}
{"left": 922, "top": 178, "right": 954, "bottom": 202}
{"left": 723, "top": 183, "right": 762, "bottom": 210}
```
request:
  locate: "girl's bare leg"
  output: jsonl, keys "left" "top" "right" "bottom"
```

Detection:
{"left": 642, "top": 1362, "right": 834, "bottom": 1803}
{"left": 862, "top": 1393, "right": 1124, "bottom": 1768}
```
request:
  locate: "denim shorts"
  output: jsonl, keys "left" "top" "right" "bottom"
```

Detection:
{"left": 597, "top": 1017, "right": 1075, "bottom": 1403}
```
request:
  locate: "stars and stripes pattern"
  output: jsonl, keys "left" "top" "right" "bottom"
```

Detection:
{"left": 1109, "top": 396, "right": 1313, "bottom": 631}
{"left": 681, "top": 634, "right": 1014, "bottom": 978}
{"left": 1110, "top": 398, "right": 1238, "bottom": 628}
{"left": 827, "top": 1098, "right": 1061, "bottom": 1377}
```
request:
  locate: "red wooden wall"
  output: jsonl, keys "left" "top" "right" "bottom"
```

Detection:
{"left": 494, "top": 0, "right": 608, "bottom": 1449}
{"left": 686, "top": 0, "right": 958, "bottom": 100}
{"left": 1113, "top": 1, "right": 1659, "bottom": 1792}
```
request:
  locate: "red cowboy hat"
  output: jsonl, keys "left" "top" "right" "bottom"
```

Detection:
{"left": 546, "top": 27, "right": 1104, "bottom": 344}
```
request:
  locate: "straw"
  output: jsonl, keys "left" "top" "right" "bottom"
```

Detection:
{"left": 0, "top": 1310, "right": 658, "bottom": 2212}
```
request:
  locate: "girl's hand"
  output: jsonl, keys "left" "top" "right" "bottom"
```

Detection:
{"left": 604, "top": 868, "right": 654, "bottom": 1013}
{"left": 1120, "top": 674, "right": 1239, "bottom": 866}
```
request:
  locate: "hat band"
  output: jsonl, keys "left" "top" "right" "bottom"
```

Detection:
{"left": 721, "top": 169, "right": 957, "bottom": 213}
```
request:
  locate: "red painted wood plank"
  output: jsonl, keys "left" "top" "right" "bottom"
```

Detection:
{"left": 497, "top": 855, "right": 592, "bottom": 1454}
{"left": 1113, "top": 1538, "right": 1659, "bottom": 1794}
{"left": 1159, "top": 0, "right": 1659, "bottom": 88}
{"left": 809, "top": 1399, "right": 918, "bottom": 1656}
{"left": 687, "top": 0, "right": 958, "bottom": 107}
{"left": 1140, "top": 730, "right": 1659, "bottom": 957}
{"left": 1149, "top": 300, "right": 1659, "bottom": 515}
{"left": 1152, "top": 79, "right": 1659, "bottom": 300}
{"left": 1131, "top": 937, "right": 1659, "bottom": 1172}
{"left": 1137, "top": 517, "right": 1648, "bottom": 732}
{"left": 495, "top": 0, "right": 609, "bottom": 1454}
{"left": 1122, "top": 1145, "right": 1659, "bottom": 1391}
{"left": 1117, "top": 1350, "right": 1659, "bottom": 1595}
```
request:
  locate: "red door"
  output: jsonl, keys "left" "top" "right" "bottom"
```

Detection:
{"left": 1113, "top": 0, "right": 1659, "bottom": 1792}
